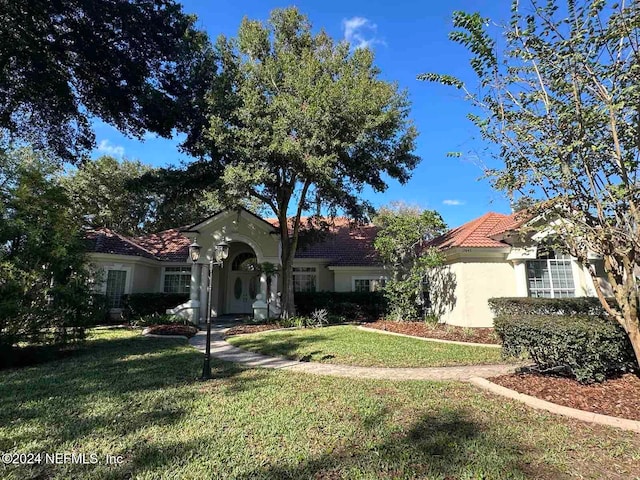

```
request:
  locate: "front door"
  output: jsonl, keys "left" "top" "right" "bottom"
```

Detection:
{"left": 227, "top": 272, "right": 259, "bottom": 313}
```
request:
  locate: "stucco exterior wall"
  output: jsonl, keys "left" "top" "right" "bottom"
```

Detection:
{"left": 429, "top": 249, "right": 516, "bottom": 328}
{"left": 131, "top": 263, "right": 162, "bottom": 293}
{"left": 458, "top": 260, "right": 516, "bottom": 327}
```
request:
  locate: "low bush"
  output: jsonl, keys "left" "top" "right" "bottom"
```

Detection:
{"left": 294, "top": 291, "right": 387, "bottom": 320}
{"left": 122, "top": 293, "right": 189, "bottom": 320}
{"left": 494, "top": 315, "right": 636, "bottom": 383}
{"left": 488, "top": 297, "right": 613, "bottom": 318}
{"left": 131, "top": 313, "right": 191, "bottom": 328}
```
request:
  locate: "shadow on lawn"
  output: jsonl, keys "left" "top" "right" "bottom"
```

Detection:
{"left": 0, "top": 333, "right": 258, "bottom": 453}
{"left": 232, "top": 332, "right": 337, "bottom": 362}
{"left": 233, "top": 409, "right": 561, "bottom": 480}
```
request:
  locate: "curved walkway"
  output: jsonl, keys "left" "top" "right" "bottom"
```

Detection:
{"left": 188, "top": 327, "right": 517, "bottom": 381}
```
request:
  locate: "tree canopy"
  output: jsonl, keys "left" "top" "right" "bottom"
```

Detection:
{"left": 182, "top": 7, "right": 419, "bottom": 316}
{"left": 0, "top": 149, "right": 101, "bottom": 351}
{"left": 374, "top": 203, "right": 446, "bottom": 321}
{"left": 0, "top": 0, "right": 211, "bottom": 162}
{"left": 421, "top": 0, "right": 640, "bottom": 363}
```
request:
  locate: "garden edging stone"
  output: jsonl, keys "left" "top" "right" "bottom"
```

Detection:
{"left": 469, "top": 377, "right": 640, "bottom": 433}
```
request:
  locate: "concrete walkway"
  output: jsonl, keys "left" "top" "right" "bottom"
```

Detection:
{"left": 188, "top": 327, "right": 517, "bottom": 381}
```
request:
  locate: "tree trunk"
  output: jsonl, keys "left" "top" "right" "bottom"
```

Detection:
{"left": 596, "top": 252, "right": 640, "bottom": 368}
{"left": 279, "top": 221, "right": 296, "bottom": 319}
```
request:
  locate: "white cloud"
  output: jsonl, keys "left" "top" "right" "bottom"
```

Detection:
{"left": 342, "top": 16, "right": 385, "bottom": 50}
{"left": 443, "top": 199, "right": 465, "bottom": 206}
{"left": 97, "top": 139, "right": 125, "bottom": 158}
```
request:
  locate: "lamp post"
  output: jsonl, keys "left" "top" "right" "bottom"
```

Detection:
{"left": 189, "top": 238, "right": 229, "bottom": 380}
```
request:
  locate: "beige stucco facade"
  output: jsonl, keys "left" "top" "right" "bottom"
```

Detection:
{"left": 428, "top": 246, "right": 612, "bottom": 328}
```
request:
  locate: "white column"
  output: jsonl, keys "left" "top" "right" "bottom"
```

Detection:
{"left": 199, "top": 264, "right": 209, "bottom": 324}
{"left": 188, "top": 263, "right": 201, "bottom": 324}
{"left": 260, "top": 273, "right": 268, "bottom": 299}
{"left": 190, "top": 263, "right": 201, "bottom": 302}
{"left": 513, "top": 261, "right": 528, "bottom": 297}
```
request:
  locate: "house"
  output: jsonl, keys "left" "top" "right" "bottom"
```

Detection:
{"left": 86, "top": 208, "right": 385, "bottom": 323}
{"left": 86, "top": 208, "right": 610, "bottom": 327}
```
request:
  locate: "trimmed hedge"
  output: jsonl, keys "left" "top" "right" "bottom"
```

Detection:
{"left": 488, "top": 297, "right": 611, "bottom": 318}
{"left": 494, "top": 315, "right": 636, "bottom": 383}
{"left": 294, "top": 291, "right": 388, "bottom": 320}
{"left": 122, "top": 293, "right": 189, "bottom": 320}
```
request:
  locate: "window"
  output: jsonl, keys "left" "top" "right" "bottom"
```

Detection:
{"left": 526, "top": 249, "right": 575, "bottom": 298}
{"left": 164, "top": 266, "right": 191, "bottom": 294}
{"left": 106, "top": 270, "right": 127, "bottom": 308}
{"left": 232, "top": 252, "right": 257, "bottom": 271}
{"left": 293, "top": 266, "right": 317, "bottom": 292}
{"left": 352, "top": 277, "right": 385, "bottom": 292}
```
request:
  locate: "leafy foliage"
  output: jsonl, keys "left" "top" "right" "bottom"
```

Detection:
{"left": 0, "top": 149, "right": 98, "bottom": 348}
{"left": 373, "top": 203, "right": 446, "bottom": 321}
{"left": 488, "top": 297, "right": 612, "bottom": 318}
{"left": 294, "top": 291, "right": 388, "bottom": 320}
{"left": 0, "top": 0, "right": 210, "bottom": 162}
{"left": 62, "top": 156, "right": 155, "bottom": 236}
{"left": 494, "top": 315, "right": 636, "bottom": 383}
{"left": 180, "top": 7, "right": 419, "bottom": 317}
{"left": 131, "top": 313, "right": 190, "bottom": 327}
{"left": 122, "top": 293, "right": 189, "bottom": 320}
{"left": 421, "top": 0, "right": 640, "bottom": 365}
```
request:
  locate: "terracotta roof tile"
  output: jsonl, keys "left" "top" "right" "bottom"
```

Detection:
{"left": 135, "top": 229, "right": 192, "bottom": 262}
{"left": 85, "top": 228, "right": 159, "bottom": 260}
{"left": 429, "top": 212, "right": 517, "bottom": 249}
{"left": 86, "top": 218, "right": 381, "bottom": 266}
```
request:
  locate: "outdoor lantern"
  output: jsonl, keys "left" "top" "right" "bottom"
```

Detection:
{"left": 215, "top": 241, "right": 230, "bottom": 263}
{"left": 189, "top": 240, "right": 201, "bottom": 263}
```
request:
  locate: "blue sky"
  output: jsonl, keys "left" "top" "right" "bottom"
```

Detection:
{"left": 91, "top": 0, "right": 514, "bottom": 229}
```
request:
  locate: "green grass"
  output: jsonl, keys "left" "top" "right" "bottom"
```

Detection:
{"left": 1, "top": 329, "right": 639, "bottom": 479}
{"left": 227, "top": 325, "right": 509, "bottom": 367}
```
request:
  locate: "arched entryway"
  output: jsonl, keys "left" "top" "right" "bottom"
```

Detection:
{"left": 225, "top": 246, "right": 260, "bottom": 314}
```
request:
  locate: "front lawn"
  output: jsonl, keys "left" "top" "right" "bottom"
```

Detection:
{"left": 227, "top": 325, "right": 508, "bottom": 367}
{"left": 1, "top": 329, "right": 639, "bottom": 479}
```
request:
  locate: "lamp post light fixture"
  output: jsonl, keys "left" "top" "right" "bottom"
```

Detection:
{"left": 189, "top": 238, "right": 230, "bottom": 380}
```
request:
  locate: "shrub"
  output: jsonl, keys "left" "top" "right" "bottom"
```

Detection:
{"left": 131, "top": 313, "right": 189, "bottom": 327}
{"left": 494, "top": 315, "right": 636, "bottom": 383}
{"left": 488, "top": 297, "right": 612, "bottom": 318}
{"left": 294, "top": 291, "right": 387, "bottom": 320}
{"left": 122, "top": 293, "right": 189, "bottom": 320}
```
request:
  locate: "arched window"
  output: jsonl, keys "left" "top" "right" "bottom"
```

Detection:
{"left": 232, "top": 252, "right": 257, "bottom": 271}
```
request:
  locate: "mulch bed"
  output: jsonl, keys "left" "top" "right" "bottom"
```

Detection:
{"left": 491, "top": 373, "right": 640, "bottom": 421}
{"left": 225, "top": 324, "right": 281, "bottom": 336}
{"left": 146, "top": 324, "right": 198, "bottom": 338}
{"left": 365, "top": 320, "right": 500, "bottom": 345}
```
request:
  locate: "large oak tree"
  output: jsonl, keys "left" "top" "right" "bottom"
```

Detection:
{"left": 0, "top": 0, "right": 210, "bottom": 162}
{"left": 185, "top": 8, "right": 419, "bottom": 317}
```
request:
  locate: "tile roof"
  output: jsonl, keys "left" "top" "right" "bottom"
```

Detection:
{"left": 134, "top": 229, "right": 192, "bottom": 262}
{"left": 85, "top": 218, "right": 381, "bottom": 266}
{"left": 86, "top": 212, "right": 524, "bottom": 263}
{"left": 428, "top": 212, "right": 517, "bottom": 249}
{"left": 290, "top": 217, "right": 381, "bottom": 267}
{"left": 85, "top": 228, "right": 159, "bottom": 260}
